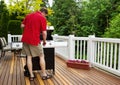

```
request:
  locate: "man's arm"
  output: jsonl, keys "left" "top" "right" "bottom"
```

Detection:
{"left": 21, "top": 15, "right": 27, "bottom": 28}
{"left": 42, "top": 31, "right": 47, "bottom": 46}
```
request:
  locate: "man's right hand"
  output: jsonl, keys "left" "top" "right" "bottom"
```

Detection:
{"left": 43, "top": 41, "right": 46, "bottom": 46}
{"left": 42, "top": 31, "right": 47, "bottom": 46}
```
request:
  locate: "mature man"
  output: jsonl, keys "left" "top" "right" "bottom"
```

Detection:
{"left": 21, "top": 7, "right": 51, "bottom": 80}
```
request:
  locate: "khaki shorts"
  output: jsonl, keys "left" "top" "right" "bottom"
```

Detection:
{"left": 21, "top": 43, "right": 44, "bottom": 57}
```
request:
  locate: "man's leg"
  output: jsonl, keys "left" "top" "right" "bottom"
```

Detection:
{"left": 22, "top": 43, "right": 35, "bottom": 80}
{"left": 39, "top": 53, "right": 52, "bottom": 80}
{"left": 30, "top": 44, "right": 52, "bottom": 80}
{"left": 39, "top": 54, "right": 47, "bottom": 76}
{"left": 27, "top": 55, "right": 34, "bottom": 78}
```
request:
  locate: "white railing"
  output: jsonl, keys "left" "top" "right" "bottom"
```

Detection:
{"left": 7, "top": 34, "right": 120, "bottom": 76}
{"left": 8, "top": 34, "right": 22, "bottom": 44}
{"left": 52, "top": 34, "right": 120, "bottom": 76}
{"left": 7, "top": 34, "right": 23, "bottom": 50}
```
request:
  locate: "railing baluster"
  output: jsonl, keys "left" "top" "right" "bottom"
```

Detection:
{"left": 80, "top": 40, "right": 82, "bottom": 59}
{"left": 114, "top": 43, "right": 117, "bottom": 69}
{"left": 94, "top": 42, "right": 97, "bottom": 62}
{"left": 110, "top": 43, "right": 113, "bottom": 68}
{"left": 106, "top": 43, "right": 109, "bottom": 67}
{"left": 118, "top": 44, "right": 120, "bottom": 71}
{"left": 103, "top": 42, "right": 106, "bottom": 65}
{"left": 100, "top": 42, "right": 103, "bottom": 64}
{"left": 83, "top": 40, "right": 86, "bottom": 60}
{"left": 76, "top": 40, "right": 79, "bottom": 59}
{"left": 97, "top": 42, "right": 100, "bottom": 63}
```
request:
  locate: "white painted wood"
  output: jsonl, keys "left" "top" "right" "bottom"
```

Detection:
{"left": 103, "top": 42, "right": 106, "bottom": 65}
{"left": 68, "top": 35, "right": 75, "bottom": 60}
{"left": 8, "top": 34, "right": 120, "bottom": 76}
{"left": 118, "top": 44, "right": 120, "bottom": 71}
{"left": 76, "top": 40, "right": 79, "bottom": 59}
{"left": 110, "top": 43, "right": 113, "bottom": 68}
{"left": 114, "top": 43, "right": 117, "bottom": 69}
{"left": 100, "top": 42, "right": 103, "bottom": 64}
{"left": 106, "top": 43, "right": 109, "bottom": 67}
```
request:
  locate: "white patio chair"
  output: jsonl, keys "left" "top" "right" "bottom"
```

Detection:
{"left": 0, "top": 37, "right": 12, "bottom": 58}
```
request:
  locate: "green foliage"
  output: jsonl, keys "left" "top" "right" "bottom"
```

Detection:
{"left": 0, "top": 1, "right": 9, "bottom": 38}
{"left": 7, "top": 0, "right": 53, "bottom": 25}
{"left": 7, "top": 20, "right": 22, "bottom": 35}
{"left": 8, "top": 0, "right": 43, "bottom": 20}
{"left": 50, "top": 0, "right": 81, "bottom": 35}
{"left": 80, "top": 0, "right": 112, "bottom": 37}
{"left": 103, "top": 0, "right": 120, "bottom": 38}
{"left": 75, "top": 25, "right": 96, "bottom": 37}
{"left": 51, "top": 0, "right": 120, "bottom": 37}
{"left": 1, "top": 0, "right": 120, "bottom": 38}
{"left": 103, "top": 14, "right": 120, "bottom": 38}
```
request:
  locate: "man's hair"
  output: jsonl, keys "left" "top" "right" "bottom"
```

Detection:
{"left": 40, "top": 7, "right": 48, "bottom": 14}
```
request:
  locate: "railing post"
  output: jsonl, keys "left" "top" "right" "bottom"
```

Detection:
{"left": 88, "top": 35, "right": 95, "bottom": 67}
{"left": 53, "top": 34, "right": 58, "bottom": 41}
{"left": 118, "top": 44, "right": 120, "bottom": 72}
{"left": 68, "top": 35, "right": 75, "bottom": 60}
{"left": 8, "top": 34, "right": 11, "bottom": 44}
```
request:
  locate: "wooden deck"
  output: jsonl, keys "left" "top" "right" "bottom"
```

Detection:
{"left": 0, "top": 52, "right": 120, "bottom": 85}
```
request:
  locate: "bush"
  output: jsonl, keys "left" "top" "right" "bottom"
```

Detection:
{"left": 0, "top": 1, "right": 9, "bottom": 39}
{"left": 7, "top": 20, "right": 22, "bottom": 35}
{"left": 103, "top": 14, "right": 120, "bottom": 38}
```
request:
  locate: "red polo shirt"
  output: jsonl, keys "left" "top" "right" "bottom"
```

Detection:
{"left": 21, "top": 11, "right": 47, "bottom": 46}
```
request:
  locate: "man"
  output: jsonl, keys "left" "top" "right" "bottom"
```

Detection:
{"left": 21, "top": 7, "right": 51, "bottom": 80}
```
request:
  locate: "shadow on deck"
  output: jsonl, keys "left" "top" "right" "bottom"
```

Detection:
{"left": 0, "top": 52, "right": 120, "bottom": 85}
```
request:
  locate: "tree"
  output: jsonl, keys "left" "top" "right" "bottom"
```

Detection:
{"left": 79, "top": 0, "right": 112, "bottom": 36}
{"left": 8, "top": 0, "right": 43, "bottom": 20}
{"left": 78, "top": 0, "right": 120, "bottom": 37}
{"left": 50, "top": 0, "right": 115, "bottom": 37}
{"left": 7, "top": 0, "right": 53, "bottom": 25}
{"left": 103, "top": 0, "right": 120, "bottom": 38}
{"left": 7, "top": 20, "right": 22, "bottom": 35}
{"left": 50, "top": 0, "right": 81, "bottom": 35}
{"left": 103, "top": 14, "right": 120, "bottom": 38}
{"left": 0, "top": 1, "right": 9, "bottom": 38}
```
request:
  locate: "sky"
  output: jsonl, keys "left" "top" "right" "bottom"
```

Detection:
{"left": 4, "top": 0, "right": 9, "bottom": 4}
{"left": 48, "top": 0, "right": 53, "bottom": 7}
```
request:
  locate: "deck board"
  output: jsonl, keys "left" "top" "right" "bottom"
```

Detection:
{"left": 0, "top": 52, "right": 120, "bottom": 85}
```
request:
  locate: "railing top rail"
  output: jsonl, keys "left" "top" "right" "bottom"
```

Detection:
{"left": 52, "top": 35, "right": 69, "bottom": 40}
{"left": 73, "top": 37, "right": 89, "bottom": 41}
{"left": 10, "top": 35, "right": 22, "bottom": 37}
{"left": 91, "top": 37, "right": 120, "bottom": 43}
{"left": 8, "top": 34, "right": 120, "bottom": 43}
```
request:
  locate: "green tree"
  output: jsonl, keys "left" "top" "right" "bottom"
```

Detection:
{"left": 7, "top": 20, "right": 22, "bottom": 35}
{"left": 78, "top": 0, "right": 120, "bottom": 37}
{"left": 7, "top": 0, "right": 53, "bottom": 25}
{"left": 8, "top": 0, "right": 43, "bottom": 20}
{"left": 51, "top": 0, "right": 81, "bottom": 35}
{"left": 80, "top": 0, "right": 112, "bottom": 37}
{"left": 103, "top": 0, "right": 120, "bottom": 38}
{"left": 103, "top": 14, "right": 120, "bottom": 38}
{"left": 51, "top": 0, "right": 118, "bottom": 37}
{"left": 0, "top": 1, "right": 9, "bottom": 38}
